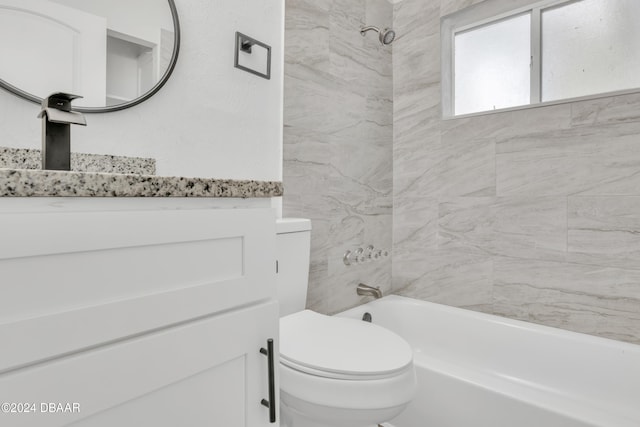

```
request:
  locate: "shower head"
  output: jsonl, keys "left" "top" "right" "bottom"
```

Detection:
{"left": 360, "top": 25, "right": 396, "bottom": 45}
{"left": 380, "top": 28, "right": 396, "bottom": 45}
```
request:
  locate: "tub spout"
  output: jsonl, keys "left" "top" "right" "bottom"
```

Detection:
{"left": 357, "top": 283, "right": 383, "bottom": 299}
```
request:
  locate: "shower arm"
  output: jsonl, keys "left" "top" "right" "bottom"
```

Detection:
{"left": 360, "top": 25, "right": 380, "bottom": 36}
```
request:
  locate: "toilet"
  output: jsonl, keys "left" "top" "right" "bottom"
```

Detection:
{"left": 276, "top": 218, "right": 417, "bottom": 427}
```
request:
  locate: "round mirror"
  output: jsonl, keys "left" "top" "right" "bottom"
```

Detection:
{"left": 0, "top": 0, "right": 180, "bottom": 113}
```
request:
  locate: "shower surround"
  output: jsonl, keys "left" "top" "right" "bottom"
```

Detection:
{"left": 392, "top": 0, "right": 640, "bottom": 344}
{"left": 282, "top": 0, "right": 640, "bottom": 344}
{"left": 283, "top": 0, "right": 393, "bottom": 314}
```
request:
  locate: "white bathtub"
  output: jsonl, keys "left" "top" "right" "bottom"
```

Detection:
{"left": 338, "top": 295, "right": 640, "bottom": 427}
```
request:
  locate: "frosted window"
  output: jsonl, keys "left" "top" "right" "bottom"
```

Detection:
{"left": 454, "top": 14, "right": 531, "bottom": 116}
{"left": 542, "top": 0, "right": 640, "bottom": 102}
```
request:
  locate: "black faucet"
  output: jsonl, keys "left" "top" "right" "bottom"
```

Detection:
{"left": 37, "top": 93, "right": 86, "bottom": 171}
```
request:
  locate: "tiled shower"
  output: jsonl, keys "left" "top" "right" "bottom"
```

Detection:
{"left": 285, "top": 0, "right": 640, "bottom": 345}
{"left": 283, "top": 0, "right": 394, "bottom": 315}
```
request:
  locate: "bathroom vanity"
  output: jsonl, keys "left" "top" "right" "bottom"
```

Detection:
{"left": 0, "top": 170, "right": 282, "bottom": 427}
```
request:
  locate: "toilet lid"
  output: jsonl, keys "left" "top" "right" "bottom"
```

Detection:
{"left": 279, "top": 310, "right": 413, "bottom": 380}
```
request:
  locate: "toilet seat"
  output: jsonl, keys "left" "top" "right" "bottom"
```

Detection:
{"left": 280, "top": 310, "right": 413, "bottom": 380}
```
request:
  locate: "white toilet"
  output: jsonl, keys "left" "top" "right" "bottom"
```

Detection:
{"left": 276, "top": 218, "right": 417, "bottom": 427}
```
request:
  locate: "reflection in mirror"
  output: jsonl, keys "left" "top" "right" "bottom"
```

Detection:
{"left": 0, "top": 0, "right": 179, "bottom": 112}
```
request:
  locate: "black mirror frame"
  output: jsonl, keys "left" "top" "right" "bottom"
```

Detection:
{"left": 0, "top": 0, "right": 181, "bottom": 114}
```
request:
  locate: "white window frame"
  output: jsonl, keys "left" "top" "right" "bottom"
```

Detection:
{"left": 441, "top": 0, "right": 640, "bottom": 118}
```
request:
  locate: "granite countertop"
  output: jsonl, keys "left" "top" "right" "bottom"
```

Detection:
{"left": 0, "top": 168, "right": 283, "bottom": 198}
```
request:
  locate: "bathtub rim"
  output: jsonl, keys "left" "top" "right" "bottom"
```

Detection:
{"left": 339, "top": 295, "right": 640, "bottom": 351}
{"left": 336, "top": 295, "right": 640, "bottom": 427}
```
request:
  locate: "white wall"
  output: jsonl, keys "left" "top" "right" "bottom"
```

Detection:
{"left": 0, "top": 0, "right": 284, "bottom": 181}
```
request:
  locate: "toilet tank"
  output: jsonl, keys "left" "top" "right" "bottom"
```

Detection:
{"left": 276, "top": 218, "right": 311, "bottom": 317}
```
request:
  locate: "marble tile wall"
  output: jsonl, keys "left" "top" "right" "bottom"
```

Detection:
{"left": 283, "top": 0, "right": 393, "bottom": 314}
{"left": 392, "top": 0, "right": 640, "bottom": 344}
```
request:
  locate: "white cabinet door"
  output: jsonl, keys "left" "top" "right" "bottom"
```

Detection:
{"left": 0, "top": 300, "right": 279, "bottom": 427}
{"left": 0, "top": 207, "right": 276, "bottom": 375}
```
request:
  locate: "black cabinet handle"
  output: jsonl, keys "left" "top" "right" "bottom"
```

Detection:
{"left": 260, "top": 339, "right": 276, "bottom": 423}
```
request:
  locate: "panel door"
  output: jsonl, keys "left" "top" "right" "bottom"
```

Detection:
{"left": 0, "top": 300, "right": 279, "bottom": 427}
{"left": 0, "top": 207, "right": 276, "bottom": 375}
